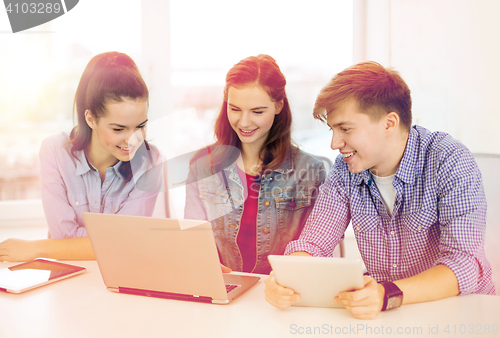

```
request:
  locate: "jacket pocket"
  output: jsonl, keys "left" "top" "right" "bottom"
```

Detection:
{"left": 275, "top": 186, "right": 314, "bottom": 211}
{"left": 275, "top": 186, "right": 315, "bottom": 242}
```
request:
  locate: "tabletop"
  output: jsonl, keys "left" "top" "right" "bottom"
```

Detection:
{"left": 0, "top": 260, "right": 499, "bottom": 338}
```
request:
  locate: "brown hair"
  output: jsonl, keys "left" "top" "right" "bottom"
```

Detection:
{"left": 68, "top": 51, "right": 149, "bottom": 159}
{"left": 209, "top": 54, "right": 293, "bottom": 172}
{"left": 313, "top": 61, "right": 412, "bottom": 130}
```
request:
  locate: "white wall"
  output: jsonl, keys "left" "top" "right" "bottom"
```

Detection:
{"left": 474, "top": 154, "right": 500, "bottom": 294}
{"left": 354, "top": 0, "right": 500, "bottom": 155}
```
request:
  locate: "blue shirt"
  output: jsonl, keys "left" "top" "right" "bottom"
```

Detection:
{"left": 40, "top": 132, "right": 163, "bottom": 239}
{"left": 286, "top": 125, "right": 495, "bottom": 295}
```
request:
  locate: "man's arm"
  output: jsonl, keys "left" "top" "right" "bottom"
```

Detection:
{"left": 394, "top": 264, "right": 459, "bottom": 303}
{"left": 335, "top": 264, "right": 459, "bottom": 319}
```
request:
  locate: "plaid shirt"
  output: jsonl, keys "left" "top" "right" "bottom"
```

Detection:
{"left": 286, "top": 125, "right": 495, "bottom": 295}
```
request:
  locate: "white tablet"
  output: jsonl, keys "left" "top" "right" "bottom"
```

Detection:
{"left": 268, "top": 255, "right": 364, "bottom": 308}
{"left": 0, "top": 259, "right": 86, "bottom": 294}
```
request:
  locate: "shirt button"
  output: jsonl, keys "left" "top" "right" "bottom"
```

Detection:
{"left": 108, "top": 168, "right": 112, "bottom": 172}
{"left": 355, "top": 226, "right": 361, "bottom": 231}
{"left": 262, "top": 228, "right": 270, "bottom": 234}
{"left": 263, "top": 200, "right": 270, "bottom": 207}
{"left": 228, "top": 224, "right": 237, "bottom": 228}
{"left": 105, "top": 181, "right": 109, "bottom": 185}
{"left": 390, "top": 230, "right": 395, "bottom": 235}
{"left": 75, "top": 201, "right": 79, "bottom": 206}
{"left": 417, "top": 225, "right": 422, "bottom": 231}
{"left": 392, "top": 263, "right": 398, "bottom": 268}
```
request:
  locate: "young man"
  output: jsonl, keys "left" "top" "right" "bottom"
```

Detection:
{"left": 264, "top": 61, "right": 495, "bottom": 319}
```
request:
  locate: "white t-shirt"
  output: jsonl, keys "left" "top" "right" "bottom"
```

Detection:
{"left": 370, "top": 171, "right": 396, "bottom": 216}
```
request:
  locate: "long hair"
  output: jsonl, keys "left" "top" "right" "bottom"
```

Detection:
{"left": 208, "top": 54, "right": 293, "bottom": 173}
{"left": 68, "top": 51, "right": 149, "bottom": 160}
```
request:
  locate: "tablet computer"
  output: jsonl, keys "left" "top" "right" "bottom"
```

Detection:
{"left": 0, "top": 259, "right": 86, "bottom": 294}
{"left": 268, "top": 255, "right": 364, "bottom": 308}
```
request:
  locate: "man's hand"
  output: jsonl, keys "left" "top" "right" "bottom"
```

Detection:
{"left": 263, "top": 271, "right": 300, "bottom": 308}
{"left": 334, "top": 275, "right": 384, "bottom": 319}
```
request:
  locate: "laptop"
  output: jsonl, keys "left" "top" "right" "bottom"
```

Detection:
{"left": 268, "top": 255, "right": 364, "bottom": 308}
{"left": 82, "top": 213, "right": 260, "bottom": 304}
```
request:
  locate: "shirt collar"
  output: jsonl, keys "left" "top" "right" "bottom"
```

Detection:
{"left": 394, "top": 126, "right": 418, "bottom": 185}
{"left": 74, "top": 149, "right": 124, "bottom": 178}
{"left": 272, "top": 149, "right": 294, "bottom": 175}
{"left": 75, "top": 150, "right": 91, "bottom": 176}
{"left": 128, "top": 142, "right": 156, "bottom": 181}
{"left": 353, "top": 126, "right": 418, "bottom": 187}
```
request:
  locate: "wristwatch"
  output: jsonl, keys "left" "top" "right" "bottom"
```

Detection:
{"left": 380, "top": 281, "right": 403, "bottom": 311}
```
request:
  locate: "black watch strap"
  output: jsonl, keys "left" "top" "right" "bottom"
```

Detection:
{"left": 380, "top": 281, "right": 403, "bottom": 311}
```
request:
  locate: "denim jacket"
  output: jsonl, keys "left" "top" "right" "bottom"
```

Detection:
{"left": 184, "top": 148, "right": 326, "bottom": 274}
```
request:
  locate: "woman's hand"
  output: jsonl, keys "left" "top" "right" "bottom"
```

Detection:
{"left": 0, "top": 238, "right": 40, "bottom": 262}
{"left": 220, "top": 263, "right": 232, "bottom": 273}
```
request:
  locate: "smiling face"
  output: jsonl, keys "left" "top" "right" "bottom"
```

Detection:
{"left": 327, "top": 99, "right": 402, "bottom": 176}
{"left": 85, "top": 98, "right": 148, "bottom": 166}
{"left": 227, "top": 85, "right": 283, "bottom": 152}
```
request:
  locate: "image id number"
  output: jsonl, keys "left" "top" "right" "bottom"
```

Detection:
{"left": 6, "top": 2, "right": 62, "bottom": 14}
{"left": 444, "top": 324, "right": 498, "bottom": 335}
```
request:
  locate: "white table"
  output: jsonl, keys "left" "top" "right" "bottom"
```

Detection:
{"left": 0, "top": 261, "right": 499, "bottom": 338}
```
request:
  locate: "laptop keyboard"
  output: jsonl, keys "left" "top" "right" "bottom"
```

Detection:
{"left": 225, "top": 284, "right": 239, "bottom": 293}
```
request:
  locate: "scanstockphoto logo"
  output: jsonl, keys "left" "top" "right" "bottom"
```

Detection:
{"left": 3, "top": 0, "right": 78, "bottom": 33}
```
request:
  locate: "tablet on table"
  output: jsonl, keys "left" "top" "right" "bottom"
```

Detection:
{"left": 0, "top": 259, "right": 86, "bottom": 293}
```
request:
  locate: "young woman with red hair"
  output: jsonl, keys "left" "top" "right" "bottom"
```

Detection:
{"left": 185, "top": 55, "right": 325, "bottom": 274}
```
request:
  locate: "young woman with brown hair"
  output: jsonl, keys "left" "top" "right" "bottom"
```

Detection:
{"left": 0, "top": 52, "right": 162, "bottom": 262}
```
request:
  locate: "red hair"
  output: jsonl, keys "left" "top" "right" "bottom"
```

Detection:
{"left": 212, "top": 54, "right": 294, "bottom": 172}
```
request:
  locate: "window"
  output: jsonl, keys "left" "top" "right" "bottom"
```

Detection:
{"left": 0, "top": 0, "right": 142, "bottom": 201}
{"left": 0, "top": 0, "right": 353, "bottom": 209}
{"left": 169, "top": 0, "right": 353, "bottom": 150}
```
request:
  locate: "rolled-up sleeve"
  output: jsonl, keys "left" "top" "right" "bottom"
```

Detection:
{"left": 435, "top": 148, "right": 494, "bottom": 295}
